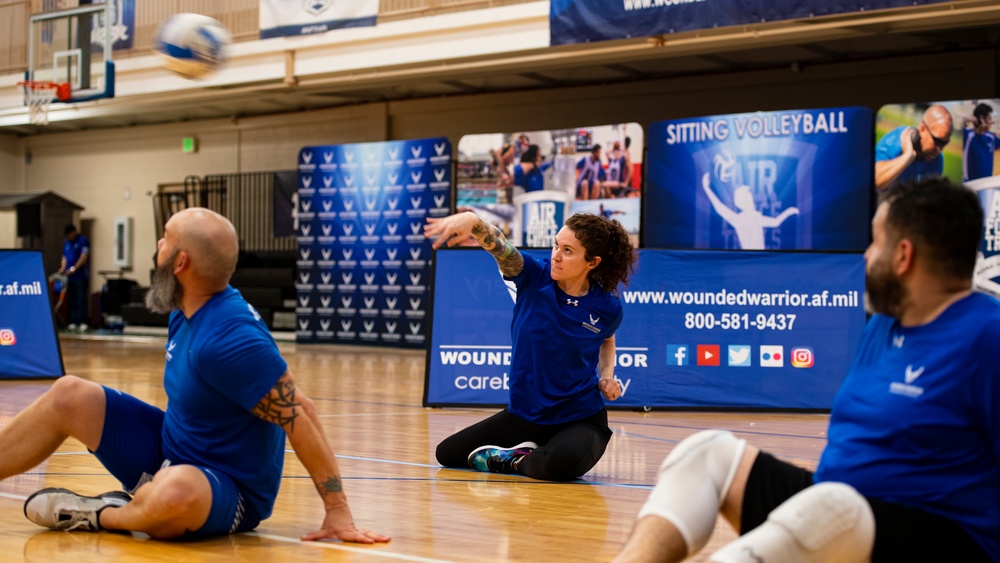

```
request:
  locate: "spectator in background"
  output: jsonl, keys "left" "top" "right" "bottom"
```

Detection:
{"left": 875, "top": 104, "right": 953, "bottom": 191}
{"left": 963, "top": 102, "right": 999, "bottom": 182}
{"left": 577, "top": 144, "right": 607, "bottom": 200}
{"left": 59, "top": 223, "right": 90, "bottom": 332}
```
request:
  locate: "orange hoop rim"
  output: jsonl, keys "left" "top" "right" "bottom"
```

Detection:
{"left": 17, "top": 80, "right": 71, "bottom": 102}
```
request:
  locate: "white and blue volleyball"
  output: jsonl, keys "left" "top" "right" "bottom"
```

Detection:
{"left": 155, "top": 13, "right": 231, "bottom": 79}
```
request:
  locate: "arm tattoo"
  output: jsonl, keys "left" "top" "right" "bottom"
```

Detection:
{"left": 253, "top": 379, "right": 301, "bottom": 432}
{"left": 472, "top": 220, "right": 523, "bottom": 277}
{"left": 317, "top": 477, "right": 343, "bottom": 495}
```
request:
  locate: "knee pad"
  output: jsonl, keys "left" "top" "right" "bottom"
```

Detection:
{"left": 637, "top": 430, "right": 746, "bottom": 555}
{"left": 709, "top": 482, "right": 874, "bottom": 563}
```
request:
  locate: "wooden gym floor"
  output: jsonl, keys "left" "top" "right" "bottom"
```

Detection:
{"left": 0, "top": 335, "right": 829, "bottom": 562}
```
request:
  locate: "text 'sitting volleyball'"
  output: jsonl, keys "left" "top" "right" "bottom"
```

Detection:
{"left": 155, "top": 13, "right": 231, "bottom": 79}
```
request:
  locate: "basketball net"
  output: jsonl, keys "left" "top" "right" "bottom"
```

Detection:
{"left": 18, "top": 81, "right": 68, "bottom": 126}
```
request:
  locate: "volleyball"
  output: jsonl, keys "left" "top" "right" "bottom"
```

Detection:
{"left": 154, "top": 13, "right": 231, "bottom": 79}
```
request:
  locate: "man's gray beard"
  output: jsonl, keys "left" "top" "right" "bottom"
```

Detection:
{"left": 145, "top": 256, "right": 182, "bottom": 314}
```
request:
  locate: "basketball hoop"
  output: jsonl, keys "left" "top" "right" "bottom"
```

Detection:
{"left": 17, "top": 81, "right": 70, "bottom": 126}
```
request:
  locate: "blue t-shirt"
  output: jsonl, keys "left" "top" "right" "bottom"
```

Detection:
{"left": 963, "top": 129, "right": 998, "bottom": 181}
{"left": 875, "top": 126, "right": 944, "bottom": 186}
{"left": 162, "top": 286, "right": 288, "bottom": 521}
{"left": 815, "top": 292, "right": 1000, "bottom": 559}
{"left": 63, "top": 234, "right": 90, "bottom": 281}
{"left": 505, "top": 253, "right": 623, "bottom": 424}
{"left": 513, "top": 161, "right": 552, "bottom": 193}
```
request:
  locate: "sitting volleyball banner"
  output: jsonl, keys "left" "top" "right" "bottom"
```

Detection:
{"left": 644, "top": 106, "right": 872, "bottom": 251}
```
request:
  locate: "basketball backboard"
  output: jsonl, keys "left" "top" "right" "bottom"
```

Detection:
{"left": 28, "top": 2, "right": 117, "bottom": 103}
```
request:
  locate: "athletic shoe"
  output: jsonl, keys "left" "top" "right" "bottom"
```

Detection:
{"left": 66, "top": 324, "right": 78, "bottom": 332}
{"left": 468, "top": 442, "right": 537, "bottom": 474}
{"left": 77, "top": 323, "right": 89, "bottom": 333}
{"left": 24, "top": 488, "right": 132, "bottom": 532}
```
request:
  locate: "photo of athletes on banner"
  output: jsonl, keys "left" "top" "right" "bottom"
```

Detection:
{"left": 456, "top": 123, "right": 642, "bottom": 249}
{"left": 876, "top": 99, "right": 1000, "bottom": 297}
{"left": 876, "top": 99, "right": 999, "bottom": 188}
{"left": 644, "top": 106, "right": 872, "bottom": 251}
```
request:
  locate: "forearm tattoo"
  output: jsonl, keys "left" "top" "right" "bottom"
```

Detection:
{"left": 317, "top": 477, "right": 343, "bottom": 496}
{"left": 253, "top": 379, "right": 300, "bottom": 432}
{"left": 472, "top": 220, "right": 523, "bottom": 277}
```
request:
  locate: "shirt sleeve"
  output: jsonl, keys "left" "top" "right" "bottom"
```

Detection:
{"left": 196, "top": 319, "right": 289, "bottom": 411}
{"left": 506, "top": 252, "right": 541, "bottom": 291}
{"left": 874, "top": 129, "right": 900, "bottom": 162}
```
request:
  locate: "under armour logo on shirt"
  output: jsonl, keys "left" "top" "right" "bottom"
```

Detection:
{"left": 566, "top": 299, "right": 578, "bottom": 306}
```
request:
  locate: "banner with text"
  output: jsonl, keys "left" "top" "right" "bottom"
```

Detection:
{"left": 260, "top": 0, "right": 378, "bottom": 39}
{"left": 551, "top": 0, "right": 950, "bottom": 46}
{"left": 296, "top": 138, "right": 451, "bottom": 348}
{"left": 0, "top": 251, "right": 64, "bottom": 378}
{"left": 457, "top": 123, "right": 642, "bottom": 249}
{"left": 425, "top": 248, "right": 865, "bottom": 409}
{"left": 645, "top": 106, "right": 872, "bottom": 251}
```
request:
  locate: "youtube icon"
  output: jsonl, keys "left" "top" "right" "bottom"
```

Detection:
{"left": 697, "top": 345, "right": 720, "bottom": 366}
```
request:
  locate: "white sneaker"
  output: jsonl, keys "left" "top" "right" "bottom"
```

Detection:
{"left": 77, "top": 323, "right": 89, "bottom": 333}
{"left": 24, "top": 488, "right": 132, "bottom": 532}
{"left": 66, "top": 324, "right": 78, "bottom": 332}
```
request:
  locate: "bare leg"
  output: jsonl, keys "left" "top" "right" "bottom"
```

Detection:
{"left": 579, "top": 181, "right": 590, "bottom": 200}
{"left": 613, "top": 516, "right": 687, "bottom": 563}
{"left": 100, "top": 465, "right": 213, "bottom": 539}
{"left": 719, "top": 444, "right": 758, "bottom": 531}
{"left": 0, "top": 376, "right": 106, "bottom": 480}
{"left": 612, "top": 444, "right": 760, "bottom": 563}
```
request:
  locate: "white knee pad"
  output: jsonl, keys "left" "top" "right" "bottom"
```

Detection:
{"left": 709, "top": 482, "right": 874, "bottom": 563}
{"left": 637, "top": 430, "right": 746, "bottom": 555}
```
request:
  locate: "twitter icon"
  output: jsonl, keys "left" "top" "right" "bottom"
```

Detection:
{"left": 728, "top": 345, "right": 751, "bottom": 367}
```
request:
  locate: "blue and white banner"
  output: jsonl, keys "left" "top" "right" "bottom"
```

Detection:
{"left": 0, "top": 251, "right": 64, "bottom": 378}
{"left": 971, "top": 177, "right": 1000, "bottom": 298}
{"left": 644, "top": 106, "right": 872, "bottom": 251}
{"left": 93, "top": 0, "right": 134, "bottom": 51}
{"left": 296, "top": 137, "right": 451, "bottom": 348}
{"left": 425, "top": 248, "right": 865, "bottom": 409}
{"left": 260, "top": 0, "right": 378, "bottom": 39}
{"left": 511, "top": 190, "right": 574, "bottom": 247}
{"left": 551, "top": 0, "right": 950, "bottom": 46}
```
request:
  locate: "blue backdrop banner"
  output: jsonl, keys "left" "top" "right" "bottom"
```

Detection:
{"left": 644, "top": 106, "right": 872, "bottom": 251}
{"left": 0, "top": 251, "right": 64, "bottom": 378}
{"left": 551, "top": 0, "right": 950, "bottom": 45}
{"left": 425, "top": 248, "right": 865, "bottom": 409}
{"left": 296, "top": 138, "right": 451, "bottom": 348}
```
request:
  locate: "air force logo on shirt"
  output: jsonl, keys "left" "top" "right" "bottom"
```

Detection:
{"left": 581, "top": 313, "right": 601, "bottom": 334}
{"left": 165, "top": 340, "right": 177, "bottom": 362}
{"left": 890, "top": 364, "right": 925, "bottom": 398}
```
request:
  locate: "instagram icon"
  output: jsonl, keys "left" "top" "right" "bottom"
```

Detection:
{"left": 791, "top": 347, "right": 814, "bottom": 368}
{"left": 0, "top": 329, "right": 16, "bottom": 346}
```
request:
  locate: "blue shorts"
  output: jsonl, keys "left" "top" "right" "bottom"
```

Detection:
{"left": 92, "top": 386, "right": 261, "bottom": 537}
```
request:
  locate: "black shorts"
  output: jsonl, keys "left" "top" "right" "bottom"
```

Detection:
{"left": 741, "top": 452, "right": 990, "bottom": 562}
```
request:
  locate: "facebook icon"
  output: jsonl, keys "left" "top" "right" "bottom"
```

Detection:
{"left": 666, "top": 345, "right": 689, "bottom": 366}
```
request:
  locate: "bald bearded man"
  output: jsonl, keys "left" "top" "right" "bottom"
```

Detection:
{"left": 3, "top": 208, "right": 389, "bottom": 544}
{"left": 875, "top": 104, "right": 954, "bottom": 191}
